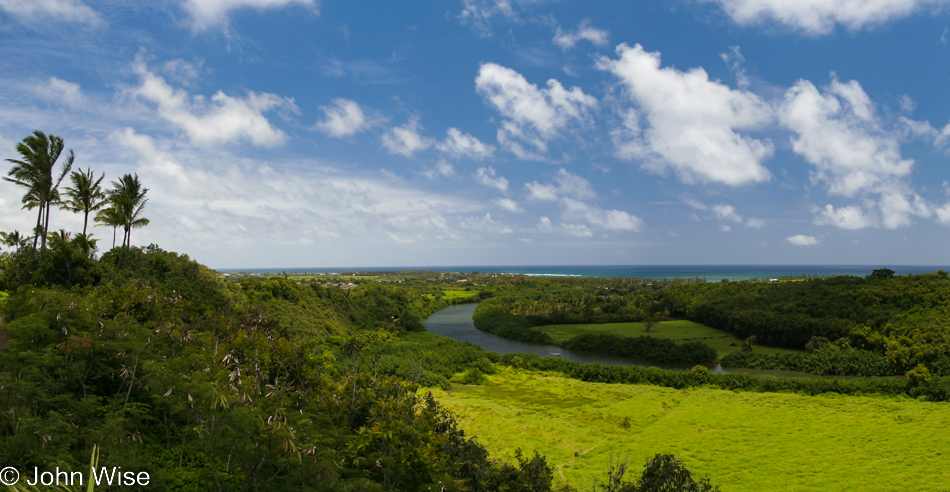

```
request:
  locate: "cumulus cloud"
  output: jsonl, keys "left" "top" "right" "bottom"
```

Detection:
{"left": 786, "top": 234, "right": 818, "bottom": 245}
{"left": 494, "top": 198, "right": 522, "bottom": 212}
{"left": 0, "top": 0, "right": 100, "bottom": 26}
{"left": 598, "top": 43, "right": 773, "bottom": 186}
{"left": 814, "top": 204, "right": 874, "bottom": 230}
{"left": 474, "top": 166, "right": 509, "bottom": 192}
{"left": 34, "top": 77, "right": 84, "bottom": 108}
{"left": 381, "top": 116, "right": 434, "bottom": 157}
{"left": 780, "top": 76, "right": 930, "bottom": 229}
{"left": 436, "top": 128, "right": 495, "bottom": 159}
{"left": 128, "top": 56, "right": 296, "bottom": 147}
{"left": 703, "top": 0, "right": 946, "bottom": 35}
{"left": 475, "top": 62, "right": 597, "bottom": 159}
{"left": 315, "top": 98, "right": 382, "bottom": 138}
{"left": 553, "top": 19, "right": 609, "bottom": 50}
{"left": 936, "top": 203, "right": 950, "bottom": 226}
{"left": 183, "top": 0, "right": 318, "bottom": 31}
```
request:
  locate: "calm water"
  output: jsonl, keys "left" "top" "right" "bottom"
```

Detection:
{"left": 225, "top": 264, "right": 949, "bottom": 281}
{"left": 422, "top": 303, "right": 819, "bottom": 379}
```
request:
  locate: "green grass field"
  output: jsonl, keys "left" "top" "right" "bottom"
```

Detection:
{"left": 432, "top": 367, "right": 950, "bottom": 491}
{"left": 534, "top": 320, "right": 798, "bottom": 357}
{"left": 441, "top": 289, "right": 480, "bottom": 300}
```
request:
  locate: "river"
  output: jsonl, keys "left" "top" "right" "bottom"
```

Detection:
{"left": 423, "top": 303, "right": 820, "bottom": 378}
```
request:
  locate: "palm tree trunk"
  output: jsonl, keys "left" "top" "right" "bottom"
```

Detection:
{"left": 32, "top": 207, "right": 43, "bottom": 249}
{"left": 112, "top": 226, "right": 117, "bottom": 249}
{"left": 42, "top": 201, "right": 51, "bottom": 250}
{"left": 82, "top": 210, "right": 89, "bottom": 236}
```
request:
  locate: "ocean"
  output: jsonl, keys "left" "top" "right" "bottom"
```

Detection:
{"left": 221, "top": 265, "right": 950, "bottom": 281}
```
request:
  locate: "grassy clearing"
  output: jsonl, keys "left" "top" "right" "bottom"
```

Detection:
{"left": 535, "top": 320, "right": 798, "bottom": 357}
{"left": 441, "top": 289, "right": 480, "bottom": 300}
{"left": 431, "top": 367, "right": 950, "bottom": 491}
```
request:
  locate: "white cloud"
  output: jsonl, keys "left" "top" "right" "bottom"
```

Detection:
{"left": 111, "top": 128, "right": 482, "bottom": 251}
{"left": 781, "top": 77, "right": 930, "bottom": 229}
{"left": 814, "top": 204, "right": 874, "bottom": 230}
{"left": 525, "top": 168, "right": 596, "bottom": 201}
{"left": 474, "top": 166, "right": 509, "bottom": 192}
{"left": 553, "top": 19, "right": 609, "bottom": 50}
{"left": 34, "top": 77, "right": 84, "bottom": 108}
{"left": 494, "top": 198, "right": 522, "bottom": 212}
{"left": 128, "top": 56, "right": 296, "bottom": 147}
{"left": 457, "top": 0, "right": 540, "bottom": 36}
{"left": 704, "top": 0, "right": 945, "bottom": 35}
{"left": 936, "top": 203, "right": 950, "bottom": 226}
{"left": 381, "top": 116, "right": 434, "bottom": 157}
{"left": 598, "top": 43, "right": 773, "bottom": 186}
{"left": 315, "top": 98, "right": 382, "bottom": 138}
{"left": 524, "top": 182, "right": 558, "bottom": 201}
{"left": 746, "top": 217, "right": 766, "bottom": 228}
{"left": 430, "top": 159, "right": 456, "bottom": 178}
{"left": 786, "top": 234, "right": 818, "bottom": 246}
{"left": 561, "top": 198, "right": 644, "bottom": 231}
{"left": 720, "top": 45, "right": 750, "bottom": 89}
{"left": 436, "top": 128, "right": 495, "bottom": 159}
{"left": 712, "top": 204, "right": 743, "bottom": 222}
{"left": 475, "top": 62, "right": 597, "bottom": 159}
{"left": 161, "top": 59, "right": 203, "bottom": 86}
{"left": 536, "top": 216, "right": 553, "bottom": 232}
{"left": 0, "top": 0, "right": 100, "bottom": 26}
{"left": 183, "top": 0, "right": 318, "bottom": 31}
{"left": 878, "top": 192, "right": 930, "bottom": 229}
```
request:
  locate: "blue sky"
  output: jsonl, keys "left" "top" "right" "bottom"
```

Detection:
{"left": 2, "top": 0, "right": 950, "bottom": 268}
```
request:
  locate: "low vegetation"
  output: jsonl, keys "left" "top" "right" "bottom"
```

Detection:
{"left": 433, "top": 367, "right": 950, "bottom": 491}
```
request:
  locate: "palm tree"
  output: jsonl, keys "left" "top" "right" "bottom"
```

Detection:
{"left": 94, "top": 203, "right": 123, "bottom": 249}
{"left": 3, "top": 131, "right": 74, "bottom": 249}
{"left": 110, "top": 173, "right": 149, "bottom": 249}
{"left": 0, "top": 230, "right": 27, "bottom": 250}
{"left": 62, "top": 167, "right": 106, "bottom": 236}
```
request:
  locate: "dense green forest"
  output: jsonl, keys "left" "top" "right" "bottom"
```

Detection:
{"left": 462, "top": 271, "right": 950, "bottom": 377}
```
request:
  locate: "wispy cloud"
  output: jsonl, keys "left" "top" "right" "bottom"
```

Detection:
{"left": 183, "top": 0, "right": 318, "bottom": 31}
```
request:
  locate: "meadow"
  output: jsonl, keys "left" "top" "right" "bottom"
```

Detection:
{"left": 432, "top": 367, "right": 950, "bottom": 491}
{"left": 534, "top": 320, "right": 798, "bottom": 357}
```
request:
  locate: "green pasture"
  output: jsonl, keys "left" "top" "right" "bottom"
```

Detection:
{"left": 441, "top": 289, "right": 480, "bottom": 300}
{"left": 535, "top": 320, "right": 798, "bottom": 357}
{"left": 432, "top": 367, "right": 950, "bottom": 491}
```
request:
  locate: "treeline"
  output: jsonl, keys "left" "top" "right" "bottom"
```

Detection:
{"left": 499, "top": 353, "right": 950, "bottom": 402}
{"left": 564, "top": 334, "right": 718, "bottom": 365}
{"left": 472, "top": 301, "right": 554, "bottom": 344}
{"left": 473, "top": 299, "right": 718, "bottom": 364}
{"left": 721, "top": 347, "right": 900, "bottom": 377}
{"left": 656, "top": 271, "right": 950, "bottom": 374}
